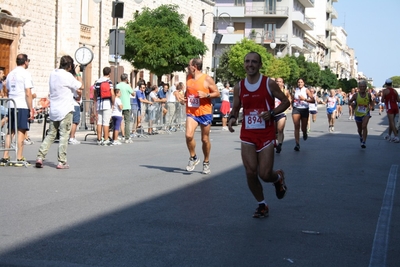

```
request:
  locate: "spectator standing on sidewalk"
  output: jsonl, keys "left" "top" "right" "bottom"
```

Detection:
{"left": 228, "top": 51, "right": 289, "bottom": 218}
{"left": 94, "top": 67, "right": 114, "bottom": 146}
{"left": 348, "top": 80, "right": 374, "bottom": 149}
{"left": 69, "top": 81, "right": 82, "bottom": 145}
{"left": 185, "top": 58, "right": 220, "bottom": 174}
{"left": 220, "top": 81, "right": 232, "bottom": 131}
{"left": 117, "top": 73, "right": 135, "bottom": 143}
{"left": 165, "top": 82, "right": 178, "bottom": 130}
{"left": 1, "top": 54, "right": 34, "bottom": 167}
{"left": 111, "top": 89, "right": 123, "bottom": 145}
{"left": 35, "top": 55, "right": 83, "bottom": 169}
{"left": 381, "top": 78, "right": 400, "bottom": 143}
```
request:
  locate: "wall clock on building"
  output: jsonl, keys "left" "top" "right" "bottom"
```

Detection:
{"left": 74, "top": 46, "right": 94, "bottom": 66}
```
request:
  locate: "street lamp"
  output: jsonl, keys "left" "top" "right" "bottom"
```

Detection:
{"left": 93, "top": 0, "right": 143, "bottom": 86}
{"left": 250, "top": 30, "right": 276, "bottom": 50}
{"left": 199, "top": 8, "right": 234, "bottom": 83}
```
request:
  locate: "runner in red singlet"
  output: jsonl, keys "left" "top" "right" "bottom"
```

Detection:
{"left": 381, "top": 78, "right": 400, "bottom": 143}
{"left": 228, "top": 52, "right": 289, "bottom": 218}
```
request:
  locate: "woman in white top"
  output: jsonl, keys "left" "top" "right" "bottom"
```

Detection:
{"left": 220, "top": 82, "right": 232, "bottom": 130}
{"left": 307, "top": 87, "right": 319, "bottom": 133}
{"left": 291, "top": 78, "right": 314, "bottom": 151}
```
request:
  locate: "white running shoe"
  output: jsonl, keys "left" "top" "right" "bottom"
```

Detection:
{"left": 392, "top": 137, "right": 400, "bottom": 143}
{"left": 384, "top": 134, "right": 390, "bottom": 141}
{"left": 68, "top": 138, "right": 80, "bottom": 145}
{"left": 186, "top": 157, "right": 200, "bottom": 172}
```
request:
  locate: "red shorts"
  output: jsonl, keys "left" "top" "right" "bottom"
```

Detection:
{"left": 241, "top": 137, "right": 275, "bottom": 152}
{"left": 220, "top": 101, "right": 230, "bottom": 115}
{"left": 387, "top": 108, "right": 399, "bottom": 115}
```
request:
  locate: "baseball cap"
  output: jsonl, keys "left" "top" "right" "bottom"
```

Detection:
{"left": 385, "top": 78, "right": 392, "bottom": 84}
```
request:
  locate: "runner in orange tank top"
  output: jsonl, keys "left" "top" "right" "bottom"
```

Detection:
{"left": 184, "top": 58, "right": 220, "bottom": 174}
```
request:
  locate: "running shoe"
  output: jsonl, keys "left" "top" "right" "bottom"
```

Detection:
{"left": 97, "top": 139, "right": 103, "bottom": 146}
{"left": 202, "top": 162, "right": 211, "bottom": 175}
{"left": 56, "top": 162, "right": 70, "bottom": 169}
{"left": 68, "top": 138, "right": 80, "bottom": 145}
{"left": 35, "top": 158, "right": 43, "bottom": 168}
{"left": 253, "top": 204, "right": 269, "bottom": 218}
{"left": 222, "top": 126, "right": 229, "bottom": 131}
{"left": 186, "top": 157, "right": 200, "bottom": 172}
{"left": 113, "top": 140, "right": 122, "bottom": 145}
{"left": 276, "top": 143, "right": 282, "bottom": 154}
{"left": 361, "top": 142, "right": 366, "bottom": 149}
{"left": 102, "top": 140, "right": 112, "bottom": 146}
{"left": 294, "top": 144, "right": 300, "bottom": 151}
{"left": 392, "top": 136, "right": 400, "bottom": 143}
{"left": 125, "top": 138, "right": 133, "bottom": 144}
{"left": 303, "top": 132, "right": 308, "bottom": 141}
{"left": 384, "top": 134, "right": 390, "bottom": 141}
{"left": 15, "top": 157, "right": 31, "bottom": 167}
{"left": 274, "top": 169, "right": 287, "bottom": 200}
{"left": 0, "top": 157, "right": 10, "bottom": 166}
{"left": 23, "top": 138, "right": 34, "bottom": 145}
{"left": 331, "top": 127, "right": 334, "bottom": 132}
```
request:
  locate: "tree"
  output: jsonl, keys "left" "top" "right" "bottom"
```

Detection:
{"left": 319, "top": 68, "right": 338, "bottom": 90}
{"left": 280, "top": 56, "right": 300, "bottom": 87}
{"left": 390, "top": 76, "right": 400, "bottom": 88}
{"left": 267, "top": 57, "right": 290, "bottom": 81}
{"left": 227, "top": 39, "right": 274, "bottom": 79}
{"left": 124, "top": 5, "right": 207, "bottom": 84}
{"left": 216, "top": 47, "right": 241, "bottom": 84}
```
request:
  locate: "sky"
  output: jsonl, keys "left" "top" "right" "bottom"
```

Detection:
{"left": 332, "top": 0, "right": 400, "bottom": 87}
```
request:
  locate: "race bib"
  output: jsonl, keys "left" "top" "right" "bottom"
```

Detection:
{"left": 244, "top": 109, "right": 266, "bottom": 130}
{"left": 187, "top": 95, "right": 200, "bottom": 108}
{"left": 327, "top": 101, "right": 335, "bottom": 108}
{"left": 357, "top": 105, "right": 367, "bottom": 113}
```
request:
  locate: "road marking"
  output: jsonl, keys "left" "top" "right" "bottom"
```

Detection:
{"left": 369, "top": 164, "right": 398, "bottom": 267}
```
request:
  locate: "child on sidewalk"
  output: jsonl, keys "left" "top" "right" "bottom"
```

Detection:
{"left": 111, "top": 89, "right": 123, "bottom": 145}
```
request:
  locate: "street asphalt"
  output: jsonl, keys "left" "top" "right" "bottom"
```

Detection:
{"left": 0, "top": 105, "right": 399, "bottom": 267}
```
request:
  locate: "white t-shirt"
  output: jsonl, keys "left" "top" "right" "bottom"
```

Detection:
{"left": 6, "top": 66, "right": 34, "bottom": 109}
{"left": 112, "top": 97, "right": 122, "bottom": 117}
{"left": 49, "top": 69, "right": 82, "bottom": 121}
{"left": 166, "top": 86, "right": 176, "bottom": 103}
{"left": 221, "top": 88, "right": 230, "bottom": 102}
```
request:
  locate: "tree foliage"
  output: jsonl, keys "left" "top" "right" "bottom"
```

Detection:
{"left": 390, "top": 76, "right": 400, "bottom": 88}
{"left": 319, "top": 68, "right": 338, "bottom": 90}
{"left": 123, "top": 5, "right": 206, "bottom": 83}
{"left": 227, "top": 39, "right": 274, "bottom": 79}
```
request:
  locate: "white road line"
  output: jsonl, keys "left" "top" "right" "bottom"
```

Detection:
{"left": 369, "top": 165, "right": 398, "bottom": 267}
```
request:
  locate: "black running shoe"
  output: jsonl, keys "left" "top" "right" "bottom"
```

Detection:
{"left": 361, "top": 142, "right": 366, "bottom": 149}
{"left": 303, "top": 132, "right": 308, "bottom": 141}
{"left": 276, "top": 144, "right": 282, "bottom": 153}
{"left": 274, "top": 169, "right": 287, "bottom": 199}
{"left": 294, "top": 144, "right": 300, "bottom": 151}
{"left": 253, "top": 204, "right": 269, "bottom": 218}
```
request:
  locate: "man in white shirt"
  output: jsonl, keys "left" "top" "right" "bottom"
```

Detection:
{"left": 1, "top": 54, "right": 34, "bottom": 166}
{"left": 165, "top": 82, "right": 178, "bottom": 130}
{"left": 35, "top": 55, "right": 83, "bottom": 169}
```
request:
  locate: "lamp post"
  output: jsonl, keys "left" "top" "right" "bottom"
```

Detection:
{"left": 93, "top": 0, "right": 143, "bottom": 86}
{"left": 199, "top": 8, "right": 234, "bottom": 83}
{"left": 251, "top": 30, "right": 276, "bottom": 51}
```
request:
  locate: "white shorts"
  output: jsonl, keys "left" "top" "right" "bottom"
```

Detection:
{"left": 97, "top": 109, "right": 112, "bottom": 126}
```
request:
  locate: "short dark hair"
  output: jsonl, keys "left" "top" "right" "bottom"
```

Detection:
{"left": 16, "top": 54, "right": 29, "bottom": 66}
{"left": 191, "top": 58, "right": 203, "bottom": 71}
{"left": 245, "top": 52, "right": 262, "bottom": 64}
{"left": 59, "top": 55, "right": 74, "bottom": 70}
{"left": 103, "top": 67, "right": 111, "bottom": 76}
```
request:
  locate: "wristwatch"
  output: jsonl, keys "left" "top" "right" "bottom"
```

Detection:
{"left": 270, "top": 110, "right": 275, "bottom": 117}
{"left": 206, "top": 93, "right": 210, "bottom": 98}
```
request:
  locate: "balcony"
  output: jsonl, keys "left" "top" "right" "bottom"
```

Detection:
{"left": 292, "top": 11, "right": 314, "bottom": 31}
{"left": 298, "top": 0, "right": 314, "bottom": 8}
{"left": 325, "top": 20, "right": 332, "bottom": 31}
{"left": 245, "top": 5, "right": 289, "bottom": 18}
{"left": 331, "top": 7, "right": 338, "bottom": 19}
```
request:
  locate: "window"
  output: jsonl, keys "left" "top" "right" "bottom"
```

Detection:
{"left": 81, "top": 0, "right": 89, "bottom": 25}
{"left": 235, "top": 0, "right": 245, "bottom": 7}
{"left": 233, "top": 22, "right": 245, "bottom": 34}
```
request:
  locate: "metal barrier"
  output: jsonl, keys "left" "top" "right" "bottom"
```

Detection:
{"left": 82, "top": 99, "right": 97, "bottom": 141}
{"left": 0, "top": 98, "right": 29, "bottom": 167}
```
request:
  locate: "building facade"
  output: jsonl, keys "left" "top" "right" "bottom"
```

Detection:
{"left": 0, "top": 0, "right": 215, "bottom": 99}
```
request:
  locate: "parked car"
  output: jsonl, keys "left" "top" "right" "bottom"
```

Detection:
{"left": 211, "top": 94, "right": 243, "bottom": 126}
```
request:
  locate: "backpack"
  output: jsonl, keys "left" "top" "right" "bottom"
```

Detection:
{"left": 98, "top": 81, "right": 112, "bottom": 99}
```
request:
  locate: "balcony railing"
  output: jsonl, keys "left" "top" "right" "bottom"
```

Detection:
{"left": 245, "top": 6, "right": 289, "bottom": 17}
